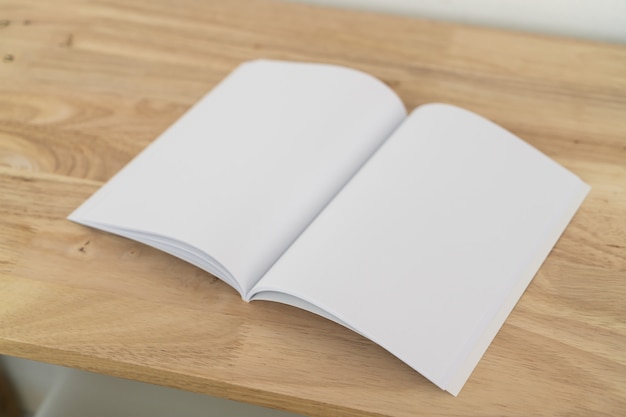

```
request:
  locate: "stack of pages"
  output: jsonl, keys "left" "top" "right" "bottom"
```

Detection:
{"left": 69, "top": 60, "right": 590, "bottom": 395}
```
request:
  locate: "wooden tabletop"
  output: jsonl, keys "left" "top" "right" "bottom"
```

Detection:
{"left": 1, "top": 0, "right": 625, "bottom": 415}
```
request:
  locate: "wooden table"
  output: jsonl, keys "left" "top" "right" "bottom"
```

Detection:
{"left": 1, "top": 0, "right": 625, "bottom": 415}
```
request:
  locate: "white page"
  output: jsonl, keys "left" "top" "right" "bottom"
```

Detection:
{"left": 69, "top": 60, "right": 406, "bottom": 295}
{"left": 252, "top": 104, "right": 589, "bottom": 394}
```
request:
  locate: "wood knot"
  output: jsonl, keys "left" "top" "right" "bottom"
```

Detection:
{"left": 78, "top": 240, "right": 91, "bottom": 253}
{"left": 60, "top": 34, "right": 74, "bottom": 48}
{"left": 0, "top": 153, "right": 38, "bottom": 171}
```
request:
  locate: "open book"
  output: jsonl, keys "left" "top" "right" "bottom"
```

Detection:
{"left": 69, "top": 60, "right": 590, "bottom": 395}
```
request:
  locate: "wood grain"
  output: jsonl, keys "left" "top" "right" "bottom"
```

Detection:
{"left": 1, "top": 0, "right": 625, "bottom": 416}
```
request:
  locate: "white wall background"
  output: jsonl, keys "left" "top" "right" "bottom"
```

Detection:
{"left": 3, "top": 0, "right": 625, "bottom": 416}
{"left": 290, "top": 0, "right": 626, "bottom": 44}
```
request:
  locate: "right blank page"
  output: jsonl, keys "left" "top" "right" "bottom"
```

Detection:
{"left": 254, "top": 104, "right": 590, "bottom": 395}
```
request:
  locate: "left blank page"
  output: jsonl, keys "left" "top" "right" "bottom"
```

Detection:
{"left": 69, "top": 60, "right": 406, "bottom": 295}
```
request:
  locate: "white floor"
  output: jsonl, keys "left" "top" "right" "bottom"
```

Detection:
{"left": 2, "top": 356, "right": 305, "bottom": 417}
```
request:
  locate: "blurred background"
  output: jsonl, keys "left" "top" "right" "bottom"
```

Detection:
{"left": 291, "top": 0, "right": 626, "bottom": 44}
